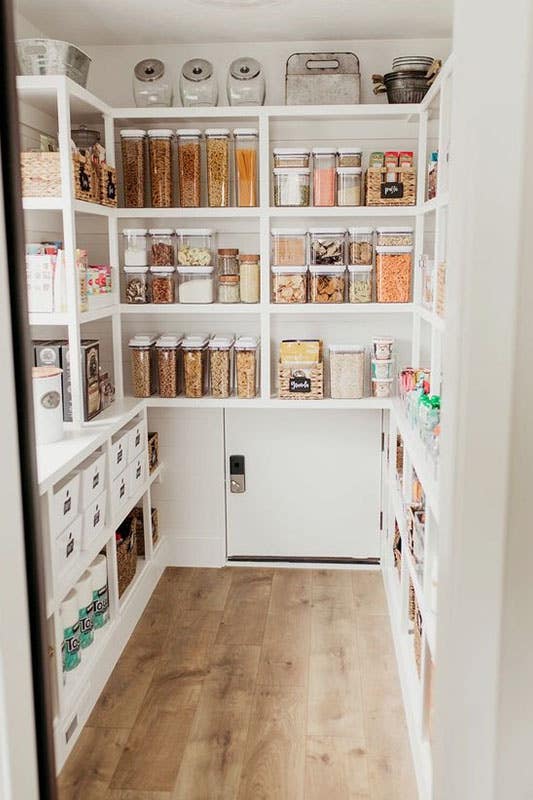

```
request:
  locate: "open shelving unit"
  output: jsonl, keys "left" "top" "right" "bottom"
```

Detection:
{"left": 19, "top": 56, "right": 453, "bottom": 794}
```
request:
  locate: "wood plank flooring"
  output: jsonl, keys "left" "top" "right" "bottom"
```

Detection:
{"left": 58, "top": 567, "right": 417, "bottom": 800}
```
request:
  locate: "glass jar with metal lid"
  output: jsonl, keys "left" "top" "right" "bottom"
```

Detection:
{"left": 227, "top": 57, "right": 265, "bottom": 106}
{"left": 133, "top": 58, "right": 172, "bottom": 107}
{"left": 179, "top": 58, "right": 218, "bottom": 107}
{"left": 176, "top": 130, "right": 202, "bottom": 207}
{"left": 206, "top": 129, "right": 231, "bottom": 207}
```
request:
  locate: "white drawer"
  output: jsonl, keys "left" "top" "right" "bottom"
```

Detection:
{"left": 111, "top": 469, "right": 129, "bottom": 512}
{"left": 128, "top": 450, "right": 146, "bottom": 497}
{"left": 52, "top": 472, "right": 80, "bottom": 535}
{"left": 55, "top": 515, "right": 82, "bottom": 580}
{"left": 110, "top": 430, "right": 129, "bottom": 479}
{"left": 79, "top": 450, "right": 106, "bottom": 509}
{"left": 126, "top": 417, "right": 147, "bottom": 463}
{"left": 82, "top": 491, "right": 107, "bottom": 550}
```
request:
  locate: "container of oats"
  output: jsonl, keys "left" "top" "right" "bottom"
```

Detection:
{"left": 348, "top": 227, "right": 374, "bottom": 265}
{"left": 376, "top": 226, "right": 414, "bottom": 247}
{"left": 208, "top": 335, "right": 234, "bottom": 398}
{"left": 329, "top": 344, "right": 366, "bottom": 399}
{"left": 176, "top": 129, "right": 201, "bottom": 207}
{"left": 176, "top": 228, "right": 214, "bottom": 266}
{"left": 182, "top": 334, "right": 209, "bottom": 397}
{"left": 348, "top": 264, "right": 372, "bottom": 303}
{"left": 376, "top": 246, "right": 412, "bottom": 303}
{"left": 272, "top": 266, "right": 308, "bottom": 304}
{"left": 271, "top": 228, "right": 307, "bottom": 266}
{"left": 128, "top": 335, "right": 157, "bottom": 397}
{"left": 309, "top": 265, "right": 346, "bottom": 303}
{"left": 234, "top": 336, "right": 260, "bottom": 398}
{"left": 205, "top": 128, "right": 230, "bottom": 207}
{"left": 156, "top": 334, "right": 182, "bottom": 398}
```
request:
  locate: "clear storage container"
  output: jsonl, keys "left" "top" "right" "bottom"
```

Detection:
{"left": 348, "top": 227, "right": 374, "bottom": 265}
{"left": 372, "top": 337, "right": 394, "bottom": 360}
{"left": 272, "top": 266, "right": 308, "bottom": 304}
{"left": 372, "top": 378, "right": 394, "bottom": 398}
{"left": 133, "top": 59, "right": 172, "bottom": 107}
{"left": 271, "top": 228, "right": 307, "bottom": 266}
{"left": 348, "top": 264, "right": 373, "bottom": 303}
{"left": 376, "top": 246, "right": 412, "bottom": 303}
{"left": 123, "top": 228, "right": 148, "bottom": 266}
{"left": 206, "top": 129, "right": 230, "bottom": 207}
{"left": 156, "top": 334, "right": 181, "bottom": 398}
{"left": 176, "top": 228, "right": 213, "bottom": 266}
{"left": 371, "top": 358, "right": 394, "bottom": 380}
{"left": 309, "top": 228, "right": 346, "bottom": 266}
{"left": 310, "top": 265, "right": 346, "bottom": 303}
{"left": 120, "top": 129, "right": 146, "bottom": 208}
{"left": 176, "top": 130, "right": 201, "bottom": 208}
{"left": 182, "top": 334, "right": 209, "bottom": 397}
{"left": 421, "top": 255, "right": 434, "bottom": 310}
{"left": 177, "top": 266, "right": 214, "bottom": 303}
{"left": 234, "top": 336, "right": 260, "bottom": 398}
{"left": 149, "top": 228, "right": 174, "bottom": 266}
{"left": 218, "top": 274, "right": 240, "bottom": 303}
{"left": 376, "top": 226, "right": 414, "bottom": 246}
{"left": 179, "top": 58, "right": 218, "bottom": 107}
{"left": 217, "top": 248, "right": 239, "bottom": 276}
{"left": 124, "top": 266, "right": 149, "bottom": 304}
{"left": 312, "top": 148, "right": 336, "bottom": 207}
{"left": 227, "top": 57, "right": 265, "bottom": 106}
{"left": 208, "top": 336, "right": 234, "bottom": 398}
{"left": 150, "top": 266, "right": 175, "bottom": 303}
{"left": 337, "top": 147, "right": 362, "bottom": 168}
{"left": 329, "top": 344, "right": 366, "bottom": 399}
{"left": 273, "top": 148, "right": 310, "bottom": 168}
{"left": 129, "top": 335, "right": 156, "bottom": 397}
{"left": 336, "top": 167, "right": 362, "bottom": 206}
{"left": 234, "top": 128, "right": 258, "bottom": 207}
{"left": 273, "top": 167, "right": 310, "bottom": 207}
{"left": 147, "top": 129, "right": 173, "bottom": 207}
{"left": 239, "top": 254, "right": 260, "bottom": 303}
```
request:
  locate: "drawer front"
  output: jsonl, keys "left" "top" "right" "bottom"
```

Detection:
{"left": 55, "top": 514, "right": 82, "bottom": 579}
{"left": 82, "top": 491, "right": 107, "bottom": 549}
{"left": 52, "top": 472, "right": 80, "bottom": 535}
{"left": 80, "top": 451, "right": 106, "bottom": 509}
{"left": 110, "top": 431, "right": 129, "bottom": 479}
{"left": 127, "top": 418, "right": 147, "bottom": 463}
{"left": 111, "top": 469, "right": 129, "bottom": 512}
{"left": 128, "top": 451, "right": 146, "bottom": 497}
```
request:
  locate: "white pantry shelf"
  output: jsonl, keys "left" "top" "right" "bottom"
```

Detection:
{"left": 269, "top": 205, "right": 419, "bottom": 218}
{"left": 417, "top": 305, "right": 445, "bottom": 331}
{"left": 269, "top": 302, "right": 414, "bottom": 315}
{"left": 23, "top": 197, "right": 116, "bottom": 217}
{"left": 144, "top": 395, "right": 390, "bottom": 410}
{"left": 116, "top": 206, "right": 260, "bottom": 219}
{"left": 120, "top": 302, "right": 260, "bottom": 315}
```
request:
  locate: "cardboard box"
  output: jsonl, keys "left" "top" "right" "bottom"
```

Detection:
{"left": 81, "top": 339, "right": 101, "bottom": 421}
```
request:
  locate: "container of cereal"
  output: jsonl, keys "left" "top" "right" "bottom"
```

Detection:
{"left": 176, "top": 228, "right": 214, "bottom": 266}
{"left": 208, "top": 335, "right": 234, "bottom": 398}
{"left": 312, "top": 147, "right": 336, "bottom": 207}
{"left": 123, "top": 228, "right": 148, "bottom": 266}
{"left": 128, "top": 335, "right": 157, "bottom": 397}
{"left": 329, "top": 344, "right": 366, "bottom": 399}
{"left": 147, "top": 129, "right": 173, "bottom": 207}
{"left": 309, "top": 265, "right": 346, "bottom": 303}
{"left": 150, "top": 266, "right": 175, "bottom": 303}
{"left": 271, "top": 228, "right": 307, "bottom": 266}
{"left": 372, "top": 378, "right": 394, "bottom": 398}
{"left": 234, "top": 336, "right": 260, "bottom": 398}
{"left": 337, "top": 147, "right": 362, "bottom": 168}
{"left": 156, "top": 334, "right": 181, "bottom": 398}
{"left": 376, "top": 226, "right": 414, "bottom": 246}
{"left": 176, "top": 129, "right": 201, "bottom": 207}
{"left": 376, "top": 246, "right": 412, "bottom": 303}
{"left": 336, "top": 167, "right": 362, "bottom": 206}
{"left": 348, "top": 264, "right": 372, "bottom": 303}
{"left": 206, "top": 128, "right": 230, "bottom": 207}
{"left": 272, "top": 266, "right": 308, "bottom": 304}
{"left": 149, "top": 228, "right": 174, "bottom": 266}
{"left": 371, "top": 359, "right": 394, "bottom": 380}
{"left": 182, "top": 334, "right": 209, "bottom": 397}
{"left": 124, "top": 266, "right": 149, "bottom": 304}
{"left": 348, "top": 227, "right": 374, "bottom": 265}
{"left": 273, "top": 168, "right": 310, "bottom": 207}
{"left": 120, "top": 129, "right": 146, "bottom": 207}
{"left": 239, "top": 254, "right": 260, "bottom": 303}
{"left": 177, "top": 266, "right": 214, "bottom": 303}
{"left": 372, "top": 337, "right": 394, "bottom": 360}
{"left": 309, "top": 228, "right": 346, "bottom": 266}
{"left": 273, "top": 148, "right": 310, "bottom": 168}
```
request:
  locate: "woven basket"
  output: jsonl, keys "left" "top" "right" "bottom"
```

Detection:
{"left": 365, "top": 166, "right": 416, "bottom": 206}
{"left": 129, "top": 506, "right": 159, "bottom": 557}
{"left": 98, "top": 163, "right": 118, "bottom": 207}
{"left": 148, "top": 431, "right": 159, "bottom": 474}
{"left": 279, "top": 362, "right": 323, "bottom": 400}
{"left": 73, "top": 150, "right": 99, "bottom": 203}
{"left": 116, "top": 516, "right": 137, "bottom": 597}
{"left": 393, "top": 522, "right": 402, "bottom": 577}
{"left": 21, "top": 151, "right": 61, "bottom": 197}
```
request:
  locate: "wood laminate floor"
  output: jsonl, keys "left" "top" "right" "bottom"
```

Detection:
{"left": 58, "top": 567, "right": 417, "bottom": 800}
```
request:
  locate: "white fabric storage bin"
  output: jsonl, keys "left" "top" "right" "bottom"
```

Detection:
{"left": 79, "top": 450, "right": 106, "bottom": 509}
{"left": 55, "top": 514, "right": 82, "bottom": 579}
{"left": 126, "top": 417, "right": 147, "bottom": 463}
{"left": 128, "top": 450, "right": 146, "bottom": 497}
{"left": 111, "top": 469, "right": 129, "bottom": 511}
{"left": 52, "top": 472, "right": 80, "bottom": 535}
{"left": 81, "top": 491, "right": 107, "bottom": 550}
{"left": 110, "top": 429, "right": 129, "bottom": 479}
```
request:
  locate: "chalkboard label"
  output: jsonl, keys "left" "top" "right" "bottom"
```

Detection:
{"left": 381, "top": 181, "right": 404, "bottom": 199}
{"left": 290, "top": 376, "right": 311, "bottom": 393}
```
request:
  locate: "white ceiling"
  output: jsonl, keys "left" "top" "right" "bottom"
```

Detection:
{"left": 17, "top": 0, "right": 453, "bottom": 46}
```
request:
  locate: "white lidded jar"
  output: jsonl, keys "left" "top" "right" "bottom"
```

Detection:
{"left": 180, "top": 58, "right": 218, "bottom": 107}
{"left": 227, "top": 57, "right": 265, "bottom": 106}
{"left": 133, "top": 58, "right": 172, "bottom": 107}
{"left": 32, "top": 365, "right": 63, "bottom": 445}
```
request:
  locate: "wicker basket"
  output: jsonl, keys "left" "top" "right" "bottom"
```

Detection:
{"left": 116, "top": 515, "right": 137, "bottom": 597}
{"left": 98, "top": 163, "right": 118, "bottom": 207}
{"left": 365, "top": 166, "right": 416, "bottom": 206}
{"left": 21, "top": 151, "right": 61, "bottom": 197}
{"left": 73, "top": 150, "right": 99, "bottom": 203}
{"left": 148, "top": 431, "right": 159, "bottom": 474}
{"left": 279, "top": 362, "right": 323, "bottom": 400}
{"left": 393, "top": 522, "right": 402, "bottom": 577}
{"left": 130, "top": 506, "right": 159, "bottom": 556}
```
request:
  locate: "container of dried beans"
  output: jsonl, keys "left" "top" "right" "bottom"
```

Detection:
{"left": 176, "top": 129, "right": 201, "bottom": 207}
{"left": 206, "top": 128, "right": 230, "bottom": 207}
{"left": 208, "top": 335, "right": 234, "bottom": 398}
{"left": 120, "top": 129, "right": 146, "bottom": 208}
{"left": 182, "top": 334, "right": 209, "bottom": 397}
{"left": 375, "top": 246, "right": 412, "bottom": 303}
{"left": 148, "top": 129, "right": 173, "bottom": 207}
{"left": 149, "top": 228, "right": 175, "bottom": 266}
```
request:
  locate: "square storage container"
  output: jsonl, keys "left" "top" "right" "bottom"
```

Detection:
{"left": 312, "top": 148, "right": 336, "bottom": 207}
{"left": 329, "top": 344, "right": 366, "bottom": 399}
{"left": 81, "top": 491, "right": 107, "bottom": 550}
{"left": 348, "top": 227, "right": 374, "bottom": 265}
{"left": 372, "top": 337, "right": 394, "bottom": 360}
{"left": 149, "top": 228, "right": 175, "bottom": 266}
{"left": 271, "top": 228, "right": 307, "bottom": 266}
{"left": 176, "top": 228, "right": 214, "bottom": 267}
{"left": 110, "top": 428, "right": 129, "bottom": 479}
{"left": 182, "top": 334, "right": 209, "bottom": 397}
{"left": 128, "top": 335, "right": 157, "bottom": 397}
{"left": 336, "top": 167, "right": 362, "bottom": 206}
{"left": 112, "top": 469, "right": 129, "bottom": 510}
{"left": 337, "top": 147, "right": 362, "bottom": 168}
{"left": 79, "top": 450, "right": 106, "bottom": 509}
{"left": 309, "top": 265, "right": 346, "bottom": 303}
{"left": 177, "top": 266, "right": 215, "bottom": 303}
{"left": 376, "top": 246, "right": 412, "bottom": 303}
{"left": 150, "top": 266, "right": 175, "bottom": 303}
{"left": 271, "top": 266, "right": 308, "bottom": 304}
{"left": 234, "top": 336, "right": 260, "bottom": 398}
{"left": 55, "top": 514, "right": 82, "bottom": 580}
{"left": 234, "top": 128, "right": 258, "bottom": 207}
{"left": 273, "top": 167, "right": 310, "bottom": 207}
{"left": 126, "top": 417, "right": 147, "bottom": 462}
{"left": 272, "top": 148, "right": 310, "bottom": 168}
{"left": 156, "top": 335, "right": 181, "bottom": 398}
{"left": 124, "top": 266, "right": 149, "bottom": 304}
{"left": 52, "top": 472, "right": 80, "bottom": 535}
{"left": 348, "top": 264, "right": 373, "bottom": 303}
{"left": 309, "top": 228, "right": 346, "bottom": 266}
{"left": 376, "top": 226, "right": 414, "bottom": 247}
{"left": 208, "top": 335, "right": 234, "bottom": 398}
{"left": 128, "top": 452, "right": 147, "bottom": 497}
{"left": 122, "top": 228, "right": 148, "bottom": 267}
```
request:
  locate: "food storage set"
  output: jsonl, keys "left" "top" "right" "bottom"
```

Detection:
{"left": 120, "top": 127, "right": 258, "bottom": 208}
{"left": 271, "top": 227, "right": 413, "bottom": 303}
{"left": 272, "top": 147, "right": 415, "bottom": 207}
{"left": 129, "top": 333, "right": 260, "bottom": 399}
{"left": 123, "top": 228, "right": 260, "bottom": 305}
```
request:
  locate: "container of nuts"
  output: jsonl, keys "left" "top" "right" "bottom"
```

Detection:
{"left": 234, "top": 336, "right": 259, "bottom": 399}
{"left": 206, "top": 128, "right": 230, "bottom": 207}
{"left": 375, "top": 246, "right": 412, "bottom": 303}
{"left": 182, "top": 334, "right": 209, "bottom": 397}
{"left": 147, "top": 129, "right": 173, "bottom": 208}
{"left": 149, "top": 228, "right": 175, "bottom": 266}
{"left": 176, "top": 129, "right": 201, "bottom": 208}
{"left": 124, "top": 266, "right": 149, "bottom": 304}
{"left": 271, "top": 266, "right": 308, "bottom": 304}
{"left": 150, "top": 266, "right": 175, "bottom": 303}
{"left": 208, "top": 335, "right": 234, "bottom": 398}
{"left": 155, "top": 334, "right": 181, "bottom": 398}
{"left": 128, "top": 334, "right": 157, "bottom": 397}
{"left": 309, "top": 265, "right": 346, "bottom": 303}
{"left": 176, "top": 228, "right": 214, "bottom": 266}
{"left": 348, "top": 227, "right": 374, "bottom": 265}
{"left": 309, "top": 228, "right": 346, "bottom": 266}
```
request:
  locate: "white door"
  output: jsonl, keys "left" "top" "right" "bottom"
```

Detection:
{"left": 225, "top": 409, "right": 382, "bottom": 560}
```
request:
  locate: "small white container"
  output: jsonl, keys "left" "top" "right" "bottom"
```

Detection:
{"left": 112, "top": 469, "right": 129, "bottom": 510}
{"left": 126, "top": 417, "right": 147, "bottom": 463}
{"left": 372, "top": 378, "right": 394, "bottom": 398}
{"left": 55, "top": 514, "right": 82, "bottom": 579}
{"left": 32, "top": 365, "right": 63, "bottom": 445}
{"left": 110, "top": 429, "right": 129, "bottom": 479}
{"left": 123, "top": 229, "right": 148, "bottom": 267}
{"left": 79, "top": 450, "right": 106, "bottom": 509}
{"left": 82, "top": 491, "right": 107, "bottom": 550}
{"left": 52, "top": 472, "right": 80, "bottom": 534}
{"left": 177, "top": 266, "right": 215, "bottom": 303}
{"left": 128, "top": 452, "right": 147, "bottom": 497}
